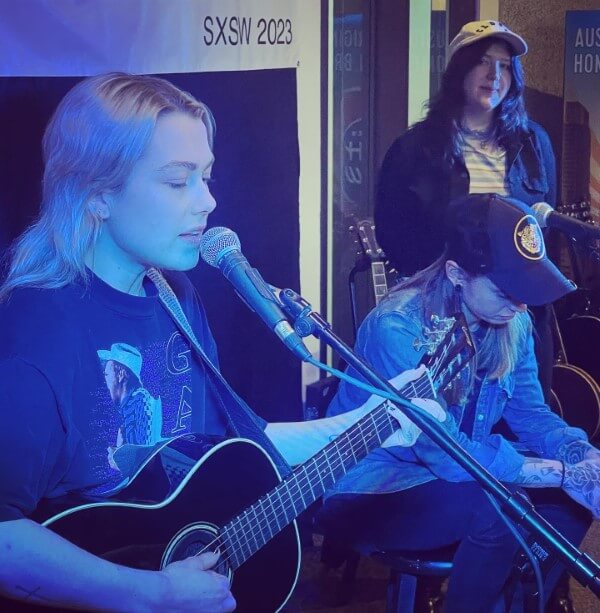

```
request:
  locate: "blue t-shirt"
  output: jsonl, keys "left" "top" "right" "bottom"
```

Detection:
{"left": 0, "top": 271, "right": 228, "bottom": 521}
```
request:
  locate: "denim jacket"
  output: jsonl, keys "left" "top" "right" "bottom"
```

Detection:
{"left": 325, "top": 290, "right": 587, "bottom": 498}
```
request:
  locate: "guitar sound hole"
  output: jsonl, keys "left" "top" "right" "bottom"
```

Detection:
{"left": 162, "top": 523, "right": 230, "bottom": 578}
{"left": 181, "top": 540, "right": 205, "bottom": 558}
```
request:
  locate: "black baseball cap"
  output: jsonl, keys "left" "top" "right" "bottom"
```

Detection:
{"left": 445, "top": 194, "right": 576, "bottom": 306}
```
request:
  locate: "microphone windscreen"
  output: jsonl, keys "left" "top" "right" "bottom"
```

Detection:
{"left": 531, "top": 202, "right": 552, "bottom": 228}
{"left": 199, "top": 226, "right": 241, "bottom": 267}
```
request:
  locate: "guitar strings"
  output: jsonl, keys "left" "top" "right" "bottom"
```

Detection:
{"left": 190, "top": 350, "right": 455, "bottom": 567}
{"left": 187, "top": 342, "right": 459, "bottom": 568}
{"left": 187, "top": 380, "right": 433, "bottom": 566}
{"left": 213, "top": 342, "right": 459, "bottom": 563}
{"left": 204, "top": 345, "right": 459, "bottom": 567}
{"left": 217, "top": 373, "right": 436, "bottom": 559}
{"left": 191, "top": 402, "right": 401, "bottom": 568}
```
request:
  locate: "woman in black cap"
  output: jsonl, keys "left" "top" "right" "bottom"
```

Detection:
{"left": 375, "top": 20, "right": 557, "bottom": 402}
{"left": 319, "top": 194, "right": 598, "bottom": 613}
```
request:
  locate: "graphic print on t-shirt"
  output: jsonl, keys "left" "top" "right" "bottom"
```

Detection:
{"left": 90, "top": 332, "right": 194, "bottom": 494}
{"left": 166, "top": 330, "right": 194, "bottom": 433}
{"left": 97, "top": 342, "right": 164, "bottom": 476}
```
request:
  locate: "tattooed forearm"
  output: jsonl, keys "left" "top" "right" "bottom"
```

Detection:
{"left": 515, "top": 458, "right": 563, "bottom": 487}
{"left": 563, "top": 461, "right": 600, "bottom": 516}
{"left": 556, "top": 440, "right": 599, "bottom": 464}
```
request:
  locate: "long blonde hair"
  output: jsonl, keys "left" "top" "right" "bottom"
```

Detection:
{"left": 389, "top": 255, "right": 531, "bottom": 399}
{"left": 0, "top": 73, "right": 215, "bottom": 301}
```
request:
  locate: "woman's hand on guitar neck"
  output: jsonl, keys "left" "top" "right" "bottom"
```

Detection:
{"left": 266, "top": 366, "right": 448, "bottom": 464}
{"left": 354, "top": 365, "right": 449, "bottom": 449}
{"left": 381, "top": 398, "right": 448, "bottom": 449}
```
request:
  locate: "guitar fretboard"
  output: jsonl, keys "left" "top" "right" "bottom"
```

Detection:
{"left": 371, "top": 261, "right": 388, "bottom": 304}
{"left": 220, "top": 376, "right": 431, "bottom": 569}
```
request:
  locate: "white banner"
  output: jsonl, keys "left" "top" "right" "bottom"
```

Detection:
{"left": 0, "top": 0, "right": 304, "bottom": 76}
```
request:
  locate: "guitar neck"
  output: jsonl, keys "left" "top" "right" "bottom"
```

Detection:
{"left": 219, "top": 314, "right": 473, "bottom": 571}
{"left": 221, "top": 373, "right": 434, "bottom": 569}
{"left": 371, "top": 261, "right": 388, "bottom": 304}
{"left": 350, "top": 218, "right": 390, "bottom": 305}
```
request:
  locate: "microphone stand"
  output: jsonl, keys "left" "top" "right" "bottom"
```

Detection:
{"left": 348, "top": 254, "right": 371, "bottom": 343}
{"left": 279, "top": 288, "right": 600, "bottom": 597}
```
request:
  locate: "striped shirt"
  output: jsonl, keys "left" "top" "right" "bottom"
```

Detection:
{"left": 462, "top": 135, "right": 509, "bottom": 196}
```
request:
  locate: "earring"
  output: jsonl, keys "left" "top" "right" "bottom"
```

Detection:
{"left": 453, "top": 283, "right": 463, "bottom": 312}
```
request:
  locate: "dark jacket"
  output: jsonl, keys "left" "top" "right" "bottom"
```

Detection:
{"left": 375, "top": 120, "right": 556, "bottom": 277}
{"left": 374, "top": 120, "right": 557, "bottom": 400}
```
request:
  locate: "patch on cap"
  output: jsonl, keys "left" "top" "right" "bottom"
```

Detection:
{"left": 514, "top": 215, "right": 545, "bottom": 261}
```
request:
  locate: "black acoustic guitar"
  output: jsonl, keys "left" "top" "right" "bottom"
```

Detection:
{"left": 14, "top": 318, "right": 474, "bottom": 612}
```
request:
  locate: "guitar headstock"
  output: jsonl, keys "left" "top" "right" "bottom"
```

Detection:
{"left": 349, "top": 217, "right": 386, "bottom": 263}
{"left": 418, "top": 313, "right": 475, "bottom": 394}
{"left": 348, "top": 217, "right": 398, "bottom": 304}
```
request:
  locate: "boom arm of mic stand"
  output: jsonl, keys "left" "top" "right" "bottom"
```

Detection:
{"left": 279, "top": 288, "right": 600, "bottom": 596}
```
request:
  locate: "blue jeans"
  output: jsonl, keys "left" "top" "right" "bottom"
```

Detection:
{"left": 317, "top": 480, "right": 591, "bottom": 613}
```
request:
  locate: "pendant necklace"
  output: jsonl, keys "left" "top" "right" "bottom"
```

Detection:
{"left": 461, "top": 124, "right": 495, "bottom": 148}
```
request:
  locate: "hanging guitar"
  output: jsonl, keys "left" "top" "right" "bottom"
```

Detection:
{"left": 549, "top": 304, "right": 600, "bottom": 441}
{"left": 19, "top": 318, "right": 474, "bottom": 612}
{"left": 552, "top": 201, "right": 600, "bottom": 403}
{"left": 349, "top": 217, "right": 397, "bottom": 305}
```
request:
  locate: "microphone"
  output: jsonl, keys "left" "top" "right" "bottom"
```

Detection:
{"left": 200, "top": 227, "right": 311, "bottom": 361}
{"left": 531, "top": 202, "right": 600, "bottom": 242}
